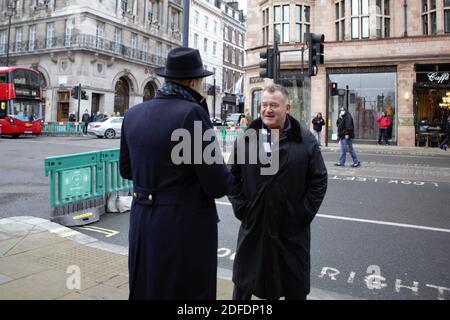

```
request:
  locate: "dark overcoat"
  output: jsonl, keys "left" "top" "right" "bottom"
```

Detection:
{"left": 120, "top": 82, "right": 232, "bottom": 300}
{"left": 227, "top": 115, "right": 328, "bottom": 299}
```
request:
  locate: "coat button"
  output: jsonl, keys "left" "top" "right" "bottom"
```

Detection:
{"left": 148, "top": 194, "right": 153, "bottom": 201}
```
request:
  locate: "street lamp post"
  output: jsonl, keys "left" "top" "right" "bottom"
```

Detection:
{"left": 5, "top": 0, "right": 17, "bottom": 67}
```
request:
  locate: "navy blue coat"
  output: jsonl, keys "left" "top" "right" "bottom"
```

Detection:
{"left": 120, "top": 83, "right": 232, "bottom": 300}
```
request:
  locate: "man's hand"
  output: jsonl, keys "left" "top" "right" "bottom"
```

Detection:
{"left": 345, "top": 134, "right": 349, "bottom": 140}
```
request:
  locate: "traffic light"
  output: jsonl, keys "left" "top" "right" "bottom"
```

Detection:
{"left": 259, "top": 48, "right": 276, "bottom": 79}
{"left": 80, "top": 90, "right": 88, "bottom": 100}
{"left": 306, "top": 33, "right": 325, "bottom": 76}
{"left": 70, "top": 86, "right": 79, "bottom": 99}
{"left": 330, "top": 82, "right": 338, "bottom": 96}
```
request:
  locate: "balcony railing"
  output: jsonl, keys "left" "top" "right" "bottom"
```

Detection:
{"left": 0, "top": 33, "right": 167, "bottom": 66}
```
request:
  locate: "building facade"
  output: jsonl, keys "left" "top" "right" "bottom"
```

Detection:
{"left": 221, "top": 1, "right": 246, "bottom": 118}
{"left": 245, "top": 0, "right": 450, "bottom": 146}
{"left": 189, "top": 0, "right": 223, "bottom": 117}
{"left": 0, "top": 0, "right": 182, "bottom": 121}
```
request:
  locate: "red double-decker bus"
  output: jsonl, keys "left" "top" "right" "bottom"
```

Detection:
{"left": 0, "top": 67, "right": 44, "bottom": 137}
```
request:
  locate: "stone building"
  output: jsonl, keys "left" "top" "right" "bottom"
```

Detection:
{"left": 221, "top": 1, "right": 246, "bottom": 118}
{"left": 0, "top": 0, "right": 182, "bottom": 121}
{"left": 245, "top": 0, "right": 450, "bottom": 146}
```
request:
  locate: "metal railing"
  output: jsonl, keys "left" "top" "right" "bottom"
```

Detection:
{"left": 0, "top": 33, "right": 168, "bottom": 66}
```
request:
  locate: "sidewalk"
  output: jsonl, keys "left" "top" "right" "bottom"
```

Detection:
{"left": 0, "top": 216, "right": 360, "bottom": 300}
{"left": 321, "top": 142, "right": 450, "bottom": 156}
{"left": 0, "top": 216, "right": 234, "bottom": 300}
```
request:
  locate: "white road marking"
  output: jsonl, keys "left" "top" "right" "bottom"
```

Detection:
{"left": 215, "top": 201, "right": 450, "bottom": 233}
{"left": 76, "top": 226, "right": 119, "bottom": 238}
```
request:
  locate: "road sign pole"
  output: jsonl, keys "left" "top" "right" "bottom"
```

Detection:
{"left": 77, "top": 83, "right": 81, "bottom": 122}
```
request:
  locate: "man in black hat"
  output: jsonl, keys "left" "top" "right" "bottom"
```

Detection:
{"left": 120, "top": 47, "right": 232, "bottom": 299}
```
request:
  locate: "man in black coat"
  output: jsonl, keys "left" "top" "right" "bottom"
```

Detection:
{"left": 228, "top": 84, "right": 328, "bottom": 300}
{"left": 335, "top": 107, "right": 361, "bottom": 167}
{"left": 119, "top": 47, "right": 232, "bottom": 299}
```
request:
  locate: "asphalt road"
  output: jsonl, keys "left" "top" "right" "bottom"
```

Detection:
{"left": 1, "top": 135, "right": 449, "bottom": 300}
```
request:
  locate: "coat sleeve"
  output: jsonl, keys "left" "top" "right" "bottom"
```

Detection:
{"left": 226, "top": 140, "right": 248, "bottom": 221}
{"left": 183, "top": 106, "right": 232, "bottom": 199}
{"left": 303, "top": 140, "right": 328, "bottom": 224}
{"left": 119, "top": 116, "right": 132, "bottom": 181}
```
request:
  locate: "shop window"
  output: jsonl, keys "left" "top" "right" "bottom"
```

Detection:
{"left": 328, "top": 71, "right": 397, "bottom": 142}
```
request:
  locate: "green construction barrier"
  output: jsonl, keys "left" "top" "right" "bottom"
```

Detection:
{"left": 100, "top": 149, "right": 133, "bottom": 195}
{"left": 45, "top": 150, "right": 105, "bottom": 226}
{"left": 41, "top": 122, "right": 85, "bottom": 136}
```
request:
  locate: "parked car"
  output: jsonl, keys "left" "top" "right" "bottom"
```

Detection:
{"left": 225, "top": 113, "right": 244, "bottom": 127}
{"left": 87, "top": 117, "right": 123, "bottom": 139}
{"left": 210, "top": 117, "right": 224, "bottom": 126}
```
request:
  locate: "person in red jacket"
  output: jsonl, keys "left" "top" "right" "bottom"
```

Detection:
{"left": 376, "top": 111, "right": 391, "bottom": 145}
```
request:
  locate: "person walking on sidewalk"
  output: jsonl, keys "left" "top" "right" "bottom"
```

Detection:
{"left": 335, "top": 107, "right": 361, "bottom": 167}
{"left": 81, "top": 109, "right": 90, "bottom": 134}
{"left": 120, "top": 47, "right": 232, "bottom": 300}
{"left": 376, "top": 111, "right": 391, "bottom": 145}
{"left": 439, "top": 115, "right": 450, "bottom": 151}
{"left": 311, "top": 112, "right": 325, "bottom": 146}
{"left": 227, "top": 84, "right": 328, "bottom": 300}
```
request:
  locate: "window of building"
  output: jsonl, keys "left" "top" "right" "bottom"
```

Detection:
{"left": 28, "top": 25, "right": 36, "bottom": 51}
{"left": 204, "top": 16, "right": 209, "bottom": 30}
{"left": 114, "top": 28, "right": 122, "bottom": 54}
{"left": 65, "top": 19, "right": 74, "bottom": 47}
{"left": 170, "top": 9, "right": 180, "bottom": 31}
{"left": 142, "top": 38, "right": 149, "bottom": 61}
{"left": 147, "top": 0, "right": 160, "bottom": 23}
{"left": 252, "top": 89, "right": 262, "bottom": 118}
{"left": 224, "top": 44, "right": 229, "bottom": 62}
{"left": 232, "top": 48, "right": 236, "bottom": 65}
{"left": 214, "top": 20, "right": 218, "bottom": 34}
{"left": 0, "top": 30, "right": 7, "bottom": 54}
{"left": 14, "top": 27, "right": 23, "bottom": 52}
{"left": 194, "top": 33, "right": 198, "bottom": 48}
{"left": 96, "top": 22, "right": 105, "bottom": 49}
{"left": 194, "top": 10, "right": 199, "bottom": 25}
{"left": 204, "top": 37, "right": 208, "bottom": 54}
{"left": 240, "top": 51, "right": 244, "bottom": 67}
{"left": 46, "top": 22, "right": 54, "bottom": 49}
{"left": 156, "top": 41, "right": 161, "bottom": 57}
{"left": 444, "top": 0, "right": 450, "bottom": 33}
{"left": 422, "top": 0, "right": 437, "bottom": 35}
{"left": 131, "top": 33, "right": 137, "bottom": 58}
{"left": 262, "top": 8, "right": 269, "bottom": 45}
{"left": 351, "top": 0, "right": 370, "bottom": 39}
{"left": 213, "top": 41, "right": 217, "bottom": 56}
{"left": 274, "top": 4, "right": 290, "bottom": 43}
{"left": 335, "top": 1, "right": 345, "bottom": 41}
{"left": 375, "top": 0, "right": 390, "bottom": 38}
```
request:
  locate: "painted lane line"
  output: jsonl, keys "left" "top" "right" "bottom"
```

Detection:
{"left": 76, "top": 226, "right": 119, "bottom": 238}
{"left": 317, "top": 214, "right": 450, "bottom": 234}
{"left": 215, "top": 201, "right": 450, "bottom": 233}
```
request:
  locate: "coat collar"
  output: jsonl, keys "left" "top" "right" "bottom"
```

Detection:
{"left": 248, "top": 114, "right": 302, "bottom": 143}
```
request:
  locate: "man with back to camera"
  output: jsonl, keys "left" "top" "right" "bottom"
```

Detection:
{"left": 119, "top": 47, "right": 232, "bottom": 300}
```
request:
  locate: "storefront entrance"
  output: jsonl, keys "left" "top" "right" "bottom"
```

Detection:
{"left": 414, "top": 64, "right": 450, "bottom": 147}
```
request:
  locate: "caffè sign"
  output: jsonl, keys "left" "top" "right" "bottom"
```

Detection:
{"left": 417, "top": 72, "right": 450, "bottom": 85}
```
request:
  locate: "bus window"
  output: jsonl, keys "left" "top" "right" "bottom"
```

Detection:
{"left": 10, "top": 99, "right": 42, "bottom": 122}
{"left": 0, "top": 74, "right": 7, "bottom": 84}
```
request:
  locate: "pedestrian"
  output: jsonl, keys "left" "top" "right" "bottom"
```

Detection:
{"left": 68, "top": 112, "right": 76, "bottom": 122}
{"left": 376, "top": 111, "right": 391, "bottom": 145}
{"left": 311, "top": 112, "right": 325, "bottom": 146}
{"left": 89, "top": 112, "right": 95, "bottom": 123}
{"left": 119, "top": 47, "right": 232, "bottom": 300}
{"left": 227, "top": 84, "right": 328, "bottom": 300}
{"left": 335, "top": 107, "right": 361, "bottom": 167}
{"left": 439, "top": 115, "right": 450, "bottom": 151}
{"left": 81, "top": 109, "right": 90, "bottom": 134}
{"left": 239, "top": 114, "right": 248, "bottom": 127}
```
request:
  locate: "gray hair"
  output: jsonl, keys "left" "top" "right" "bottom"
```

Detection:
{"left": 262, "top": 84, "right": 289, "bottom": 104}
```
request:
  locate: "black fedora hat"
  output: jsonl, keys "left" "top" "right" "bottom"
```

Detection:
{"left": 155, "top": 47, "right": 214, "bottom": 79}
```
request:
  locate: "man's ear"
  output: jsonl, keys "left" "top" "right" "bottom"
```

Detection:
{"left": 286, "top": 103, "right": 291, "bottom": 113}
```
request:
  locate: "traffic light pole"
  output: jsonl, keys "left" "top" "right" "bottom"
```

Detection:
{"left": 77, "top": 83, "right": 81, "bottom": 122}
